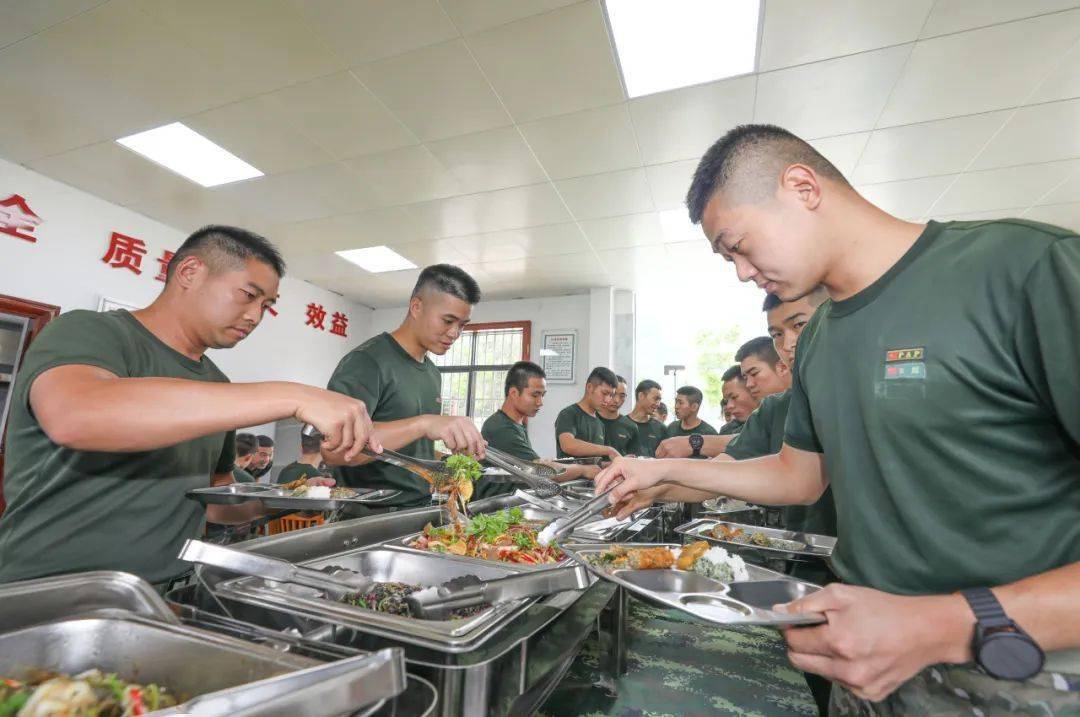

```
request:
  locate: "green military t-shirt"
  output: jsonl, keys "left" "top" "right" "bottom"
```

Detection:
{"left": 665, "top": 419, "right": 719, "bottom": 438}
{"left": 554, "top": 403, "right": 606, "bottom": 459}
{"left": 477, "top": 409, "right": 538, "bottom": 499}
{"left": 275, "top": 461, "right": 324, "bottom": 485}
{"left": 232, "top": 467, "right": 256, "bottom": 483}
{"left": 724, "top": 390, "right": 836, "bottom": 536}
{"left": 784, "top": 219, "right": 1080, "bottom": 596}
{"left": 0, "top": 310, "right": 234, "bottom": 585}
{"left": 719, "top": 420, "right": 743, "bottom": 435}
{"left": 328, "top": 332, "right": 441, "bottom": 507}
{"left": 629, "top": 416, "right": 667, "bottom": 458}
{"left": 599, "top": 414, "right": 640, "bottom": 455}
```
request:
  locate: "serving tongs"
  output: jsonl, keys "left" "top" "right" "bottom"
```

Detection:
{"left": 405, "top": 564, "right": 590, "bottom": 620}
{"left": 180, "top": 539, "right": 372, "bottom": 600}
{"left": 537, "top": 480, "right": 624, "bottom": 547}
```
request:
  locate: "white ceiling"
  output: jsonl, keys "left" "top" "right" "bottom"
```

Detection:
{"left": 3, "top": 0, "right": 1080, "bottom": 307}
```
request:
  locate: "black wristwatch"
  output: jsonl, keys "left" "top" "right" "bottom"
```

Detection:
{"left": 688, "top": 433, "right": 704, "bottom": 458}
{"left": 960, "top": 587, "right": 1044, "bottom": 681}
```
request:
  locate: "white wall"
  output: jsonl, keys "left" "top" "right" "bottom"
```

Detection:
{"left": 0, "top": 157, "right": 373, "bottom": 441}
{"left": 371, "top": 294, "right": 592, "bottom": 458}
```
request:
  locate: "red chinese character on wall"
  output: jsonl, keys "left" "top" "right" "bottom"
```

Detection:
{"left": 101, "top": 232, "right": 148, "bottom": 274}
{"left": 330, "top": 312, "right": 348, "bottom": 337}
{"left": 154, "top": 249, "right": 175, "bottom": 282}
{"left": 0, "top": 194, "right": 43, "bottom": 243}
{"left": 266, "top": 306, "right": 278, "bottom": 317}
{"left": 305, "top": 303, "right": 326, "bottom": 330}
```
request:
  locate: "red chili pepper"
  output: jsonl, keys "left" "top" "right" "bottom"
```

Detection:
{"left": 127, "top": 686, "right": 146, "bottom": 716}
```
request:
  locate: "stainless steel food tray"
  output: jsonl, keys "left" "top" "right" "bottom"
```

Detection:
{"left": 676, "top": 518, "right": 835, "bottom": 562}
{"left": 0, "top": 570, "right": 176, "bottom": 631}
{"left": 187, "top": 484, "right": 401, "bottom": 510}
{"left": 564, "top": 542, "right": 824, "bottom": 627}
{"left": 211, "top": 547, "right": 538, "bottom": 651}
{"left": 0, "top": 615, "right": 405, "bottom": 716}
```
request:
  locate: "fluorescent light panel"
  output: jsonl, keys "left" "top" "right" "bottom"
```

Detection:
{"left": 117, "top": 122, "right": 263, "bottom": 187}
{"left": 605, "top": 0, "right": 760, "bottom": 98}
{"left": 336, "top": 246, "right": 417, "bottom": 273}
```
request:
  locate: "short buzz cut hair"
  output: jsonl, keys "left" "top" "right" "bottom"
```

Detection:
{"left": 635, "top": 379, "right": 661, "bottom": 398}
{"left": 167, "top": 225, "right": 285, "bottom": 282}
{"left": 676, "top": 385, "right": 704, "bottom": 408}
{"left": 586, "top": 366, "right": 619, "bottom": 389}
{"left": 656, "top": 402, "right": 668, "bottom": 415}
{"left": 300, "top": 431, "right": 322, "bottom": 454}
{"left": 735, "top": 336, "right": 781, "bottom": 368}
{"left": 235, "top": 432, "right": 257, "bottom": 457}
{"left": 762, "top": 285, "right": 829, "bottom": 311}
{"left": 686, "top": 124, "right": 851, "bottom": 224}
{"left": 721, "top": 365, "right": 744, "bottom": 384}
{"left": 411, "top": 264, "right": 482, "bottom": 304}
{"left": 257, "top": 435, "right": 274, "bottom": 448}
{"left": 504, "top": 360, "right": 546, "bottom": 396}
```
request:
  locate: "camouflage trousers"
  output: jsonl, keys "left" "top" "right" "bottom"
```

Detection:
{"left": 830, "top": 664, "right": 1080, "bottom": 716}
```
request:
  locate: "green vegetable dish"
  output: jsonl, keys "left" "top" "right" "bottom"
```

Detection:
{"left": 0, "top": 670, "right": 178, "bottom": 716}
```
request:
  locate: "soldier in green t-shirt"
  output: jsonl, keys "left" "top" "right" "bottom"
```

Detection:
{"left": 231, "top": 432, "right": 258, "bottom": 484}
{"left": 626, "top": 379, "right": 666, "bottom": 458}
{"left": 0, "top": 226, "right": 376, "bottom": 588}
{"left": 325, "top": 265, "right": 487, "bottom": 509}
{"left": 554, "top": 367, "right": 620, "bottom": 460}
{"left": 598, "top": 125, "right": 1080, "bottom": 712}
{"left": 477, "top": 361, "right": 599, "bottom": 498}
{"left": 275, "top": 430, "right": 327, "bottom": 485}
{"left": 249, "top": 435, "right": 274, "bottom": 479}
{"left": 597, "top": 375, "right": 641, "bottom": 456}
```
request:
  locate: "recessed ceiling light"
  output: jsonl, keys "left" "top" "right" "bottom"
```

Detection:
{"left": 117, "top": 122, "right": 263, "bottom": 187}
{"left": 336, "top": 246, "right": 418, "bottom": 273}
{"left": 605, "top": 0, "right": 760, "bottom": 98}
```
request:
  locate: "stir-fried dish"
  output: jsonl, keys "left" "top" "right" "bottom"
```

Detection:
{"left": 586, "top": 542, "right": 749, "bottom": 582}
{"left": 710, "top": 525, "right": 806, "bottom": 551}
{"left": 422, "top": 455, "right": 483, "bottom": 522}
{"left": 289, "top": 485, "right": 357, "bottom": 500}
{"left": 409, "top": 508, "right": 565, "bottom": 565}
{"left": 342, "top": 582, "right": 487, "bottom": 620}
{"left": 0, "top": 670, "right": 178, "bottom": 716}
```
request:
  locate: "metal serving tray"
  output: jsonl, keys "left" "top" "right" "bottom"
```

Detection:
{"left": 212, "top": 547, "right": 538, "bottom": 650}
{"left": 0, "top": 571, "right": 176, "bottom": 632}
{"left": 187, "top": 484, "right": 400, "bottom": 511}
{"left": 564, "top": 542, "right": 824, "bottom": 627}
{"left": 0, "top": 615, "right": 406, "bottom": 716}
{"left": 676, "top": 518, "right": 836, "bottom": 562}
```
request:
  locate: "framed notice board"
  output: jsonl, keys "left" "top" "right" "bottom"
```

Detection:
{"left": 540, "top": 329, "right": 577, "bottom": 384}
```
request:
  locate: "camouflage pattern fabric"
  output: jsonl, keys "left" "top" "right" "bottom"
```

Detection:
{"left": 830, "top": 664, "right": 1080, "bottom": 716}
{"left": 539, "top": 599, "right": 817, "bottom": 717}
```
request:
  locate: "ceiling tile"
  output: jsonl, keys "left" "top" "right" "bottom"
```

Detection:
{"left": 127, "top": 187, "right": 253, "bottom": 233}
{"left": 644, "top": 160, "right": 698, "bottom": 210}
{"left": 343, "top": 145, "right": 464, "bottom": 206}
{"left": 579, "top": 212, "right": 664, "bottom": 250}
{"left": 809, "top": 133, "right": 872, "bottom": 177}
{"left": 628, "top": 76, "right": 756, "bottom": 165}
{"left": 755, "top": 45, "right": 911, "bottom": 138}
{"left": 466, "top": 0, "right": 624, "bottom": 122}
{"left": 446, "top": 234, "right": 531, "bottom": 263}
{"left": 759, "top": 0, "right": 933, "bottom": 71}
{"left": 852, "top": 112, "right": 1009, "bottom": 184}
{"left": 1023, "top": 201, "right": 1080, "bottom": 233}
{"left": 880, "top": 10, "right": 1080, "bottom": 127}
{"left": 28, "top": 140, "right": 204, "bottom": 207}
{"left": 414, "top": 182, "right": 572, "bottom": 238}
{"left": 389, "top": 239, "right": 471, "bottom": 265}
{"left": 426, "top": 126, "right": 547, "bottom": 193}
{"left": 0, "top": 0, "right": 105, "bottom": 49}
{"left": 920, "top": 0, "right": 1080, "bottom": 38}
{"left": 355, "top": 39, "right": 512, "bottom": 142}
{"left": 1036, "top": 166, "right": 1080, "bottom": 205}
{"left": 1028, "top": 37, "right": 1080, "bottom": 104}
{"left": 273, "top": 206, "right": 448, "bottom": 252}
{"left": 971, "top": 99, "right": 1080, "bottom": 170}
{"left": 597, "top": 245, "right": 669, "bottom": 281}
{"left": 265, "top": 71, "right": 417, "bottom": 159}
{"left": 184, "top": 94, "right": 335, "bottom": 175}
{"left": 440, "top": 0, "right": 582, "bottom": 35}
{"left": 292, "top": 0, "right": 459, "bottom": 65}
{"left": 556, "top": 168, "right": 654, "bottom": 220}
{"left": 453, "top": 223, "right": 585, "bottom": 259}
{"left": 931, "top": 160, "right": 1080, "bottom": 216}
{"left": 210, "top": 163, "right": 380, "bottom": 225}
{"left": 136, "top": 0, "right": 344, "bottom": 96}
{"left": 0, "top": 0, "right": 245, "bottom": 160}
{"left": 856, "top": 175, "right": 957, "bottom": 219}
{"left": 519, "top": 103, "right": 642, "bottom": 180}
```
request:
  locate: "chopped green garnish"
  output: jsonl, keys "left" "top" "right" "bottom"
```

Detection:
{"left": 0, "top": 691, "right": 29, "bottom": 717}
{"left": 445, "top": 454, "right": 483, "bottom": 483}
{"left": 465, "top": 508, "right": 526, "bottom": 543}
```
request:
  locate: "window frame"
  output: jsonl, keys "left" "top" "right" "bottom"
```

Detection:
{"left": 436, "top": 321, "right": 531, "bottom": 421}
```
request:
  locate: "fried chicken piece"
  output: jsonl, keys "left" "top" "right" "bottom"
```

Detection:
{"left": 676, "top": 541, "right": 710, "bottom": 571}
{"left": 627, "top": 547, "right": 675, "bottom": 570}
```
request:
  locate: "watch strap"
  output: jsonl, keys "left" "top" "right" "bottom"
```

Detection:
{"left": 961, "top": 587, "right": 1012, "bottom": 629}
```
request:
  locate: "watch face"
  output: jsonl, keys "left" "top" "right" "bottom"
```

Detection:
{"left": 689, "top": 434, "right": 704, "bottom": 451}
{"left": 980, "top": 632, "right": 1044, "bottom": 681}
